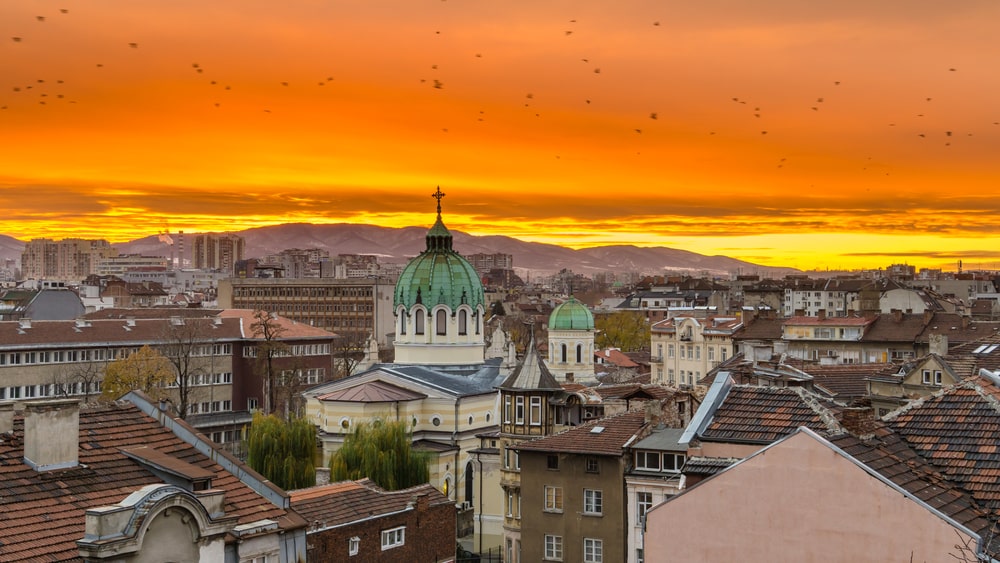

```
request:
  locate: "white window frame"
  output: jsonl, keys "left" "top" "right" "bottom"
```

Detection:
{"left": 636, "top": 491, "right": 653, "bottom": 526}
{"left": 349, "top": 536, "right": 360, "bottom": 556}
{"left": 544, "top": 485, "right": 563, "bottom": 512}
{"left": 583, "top": 489, "right": 602, "bottom": 515}
{"left": 544, "top": 534, "right": 563, "bottom": 561}
{"left": 529, "top": 396, "right": 542, "bottom": 426}
{"left": 584, "top": 538, "right": 603, "bottom": 563}
{"left": 380, "top": 526, "right": 405, "bottom": 550}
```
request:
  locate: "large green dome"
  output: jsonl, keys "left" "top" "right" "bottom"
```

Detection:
{"left": 394, "top": 196, "right": 485, "bottom": 312}
{"left": 548, "top": 297, "right": 594, "bottom": 330}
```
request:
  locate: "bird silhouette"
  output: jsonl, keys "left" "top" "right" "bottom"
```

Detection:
{"left": 36, "top": 16, "right": 45, "bottom": 22}
{"left": 593, "top": 68, "right": 601, "bottom": 74}
{"left": 60, "top": 8, "right": 68, "bottom": 13}
{"left": 12, "top": 37, "right": 22, "bottom": 42}
{"left": 433, "top": 79, "right": 443, "bottom": 89}
{"left": 650, "top": 112, "right": 657, "bottom": 120}
{"left": 129, "top": 43, "right": 138, "bottom": 48}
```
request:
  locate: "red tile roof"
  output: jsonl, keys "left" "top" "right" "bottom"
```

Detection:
{"left": 290, "top": 480, "right": 450, "bottom": 528}
{"left": 515, "top": 411, "right": 648, "bottom": 456}
{"left": 0, "top": 401, "right": 298, "bottom": 561}
{"left": 700, "top": 385, "right": 844, "bottom": 444}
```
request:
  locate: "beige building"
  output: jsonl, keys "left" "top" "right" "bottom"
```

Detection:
{"left": 650, "top": 313, "right": 741, "bottom": 386}
{"left": 20, "top": 238, "right": 119, "bottom": 281}
{"left": 301, "top": 194, "right": 506, "bottom": 551}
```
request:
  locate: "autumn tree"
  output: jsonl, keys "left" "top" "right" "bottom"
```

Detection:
{"left": 596, "top": 310, "right": 650, "bottom": 352}
{"left": 250, "top": 309, "right": 289, "bottom": 416}
{"left": 329, "top": 418, "right": 430, "bottom": 491}
{"left": 245, "top": 412, "right": 316, "bottom": 490}
{"left": 100, "top": 345, "right": 174, "bottom": 401}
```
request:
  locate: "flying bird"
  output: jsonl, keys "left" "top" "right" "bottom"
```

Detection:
{"left": 433, "top": 79, "right": 443, "bottom": 89}
{"left": 593, "top": 68, "right": 601, "bottom": 74}
{"left": 128, "top": 42, "right": 138, "bottom": 48}
{"left": 36, "top": 16, "right": 45, "bottom": 22}
{"left": 60, "top": 8, "right": 68, "bottom": 13}
{"left": 650, "top": 112, "right": 657, "bottom": 120}
{"left": 12, "top": 37, "right": 22, "bottom": 42}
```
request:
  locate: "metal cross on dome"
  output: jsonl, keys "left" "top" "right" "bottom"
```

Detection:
{"left": 431, "top": 186, "right": 446, "bottom": 214}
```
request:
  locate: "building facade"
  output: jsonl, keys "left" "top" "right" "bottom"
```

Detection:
{"left": 20, "top": 238, "right": 119, "bottom": 281}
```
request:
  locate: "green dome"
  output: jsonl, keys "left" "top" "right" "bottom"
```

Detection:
{"left": 548, "top": 297, "right": 594, "bottom": 330}
{"left": 394, "top": 206, "right": 485, "bottom": 312}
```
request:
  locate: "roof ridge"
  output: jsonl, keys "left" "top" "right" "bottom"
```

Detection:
{"left": 790, "top": 386, "right": 844, "bottom": 435}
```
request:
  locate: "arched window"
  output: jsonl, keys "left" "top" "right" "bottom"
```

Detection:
{"left": 399, "top": 314, "right": 406, "bottom": 335}
{"left": 458, "top": 310, "right": 468, "bottom": 335}
{"left": 436, "top": 310, "right": 447, "bottom": 335}
{"left": 415, "top": 310, "right": 425, "bottom": 334}
{"left": 560, "top": 343, "right": 568, "bottom": 363}
{"left": 576, "top": 344, "right": 583, "bottom": 363}
{"left": 465, "top": 462, "right": 475, "bottom": 506}
{"left": 475, "top": 311, "right": 480, "bottom": 335}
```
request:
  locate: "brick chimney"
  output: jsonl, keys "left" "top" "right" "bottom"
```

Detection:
{"left": 817, "top": 309, "right": 826, "bottom": 320}
{"left": 840, "top": 405, "right": 878, "bottom": 439}
{"left": 23, "top": 399, "right": 80, "bottom": 471}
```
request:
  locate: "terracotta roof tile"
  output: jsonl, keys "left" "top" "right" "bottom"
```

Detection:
{"left": 515, "top": 411, "right": 648, "bottom": 456}
{"left": 700, "top": 385, "right": 844, "bottom": 444}
{"left": 0, "top": 401, "right": 295, "bottom": 561}
{"left": 290, "top": 481, "right": 450, "bottom": 528}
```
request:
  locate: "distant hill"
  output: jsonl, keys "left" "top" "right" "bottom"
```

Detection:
{"left": 2, "top": 223, "right": 798, "bottom": 277}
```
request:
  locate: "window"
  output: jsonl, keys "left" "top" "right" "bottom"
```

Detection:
{"left": 507, "top": 489, "right": 516, "bottom": 517}
{"left": 922, "top": 369, "right": 932, "bottom": 384}
{"left": 636, "top": 492, "right": 653, "bottom": 526}
{"left": 576, "top": 344, "right": 583, "bottom": 363}
{"left": 381, "top": 526, "right": 405, "bottom": 550}
{"left": 544, "top": 485, "right": 563, "bottom": 512}
{"left": 459, "top": 310, "right": 468, "bottom": 335}
{"left": 636, "top": 548, "right": 644, "bottom": 563}
{"left": 436, "top": 309, "right": 447, "bottom": 335}
{"left": 667, "top": 344, "right": 675, "bottom": 358}
{"left": 349, "top": 537, "right": 360, "bottom": 556}
{"left": 530, "top": 396, "right": 542, "bottom": 425}
{"left": 415, "top": 310, "right": 425, "bottom": 334}
{"left": 663, "top": 453, "right": 686, "bottom": 472}
{"left": 547, "top": 454, "right": 559, "bottom": 470}
{"left": 544, "top": 535, "right": 563, "bottom": 561}
{"left": 504, "top": 395, "right": 512, "bottom": 423}
{"left": 586, "top": 457, "right": 599, "bottom": 473}
{"left": 934, "top": 370, "right": 943, "bottom": 385}
{"left": 635, "top": 451, "right": 660, "bottom": 471}
{"left": 560, "top": 343, "right": 567, "bottom": 363}
{"left": 584, "top": 538, "right": 603, "bottom": 563}
{"left": 583, "top": 489, "right": 602, "bottom": 515}
{"left": 515, "top": 396, "right": 525, "bottom": 424}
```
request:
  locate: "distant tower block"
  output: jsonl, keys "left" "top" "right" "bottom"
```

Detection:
{"left": 178, "top": 231, "right": 185, "bottom": 269}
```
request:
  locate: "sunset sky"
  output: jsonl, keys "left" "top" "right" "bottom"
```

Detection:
{"left": 2, "top": 1, "right": 998, "bottom": 271}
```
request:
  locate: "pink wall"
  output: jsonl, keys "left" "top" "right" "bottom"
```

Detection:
{"left": 647, "top": 432, "right": 978, "bottom": 562}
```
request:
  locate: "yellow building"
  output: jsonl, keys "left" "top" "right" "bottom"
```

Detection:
{"left": 303, "top": 190, "right": 506, "bottom": 551}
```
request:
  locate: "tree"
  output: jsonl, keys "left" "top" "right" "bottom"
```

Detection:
{"left": 53, "top": 360, "right": 103, "bottom": 402}
{"left": 100, "top": 345, "right": 174, "bottom": 401}
{"left": 245, "top": 411, "right": 317, "bottom": 490}
{"left": 250, "top": 309, "right": 289, "bottom": 416}
{"left": 596, "top": 310, "right": 650, "bottom": 352}
{"left": 329, "top": 418, "right": 430, "bottom": 491}
{"left": 160, "top": 317, "right": 211, "bottom": 419}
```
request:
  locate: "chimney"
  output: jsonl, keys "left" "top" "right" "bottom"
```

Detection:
{"left": 125, "top": 316, "right": 136, "bottom": 327}
{"left": 18, "top": 318, "right": 31, "bottom": 330}
{"left": 962, "top": 316, "right": 971, "bottom": 329}
{"left": 892, "top": 309, "right": 902, "bottom": 322}
{"left": 929, "top": 333, "right": 949, "bottom": 356}
{"left": 840, "top": 405, "right": 877, "bottom": 439}
{"left": 0, "top": 403, "right": 16, "bottom": 434}
{"left": 923, "top": 310, "right": 934, "bottom": 325}
{"left": 23, "top": 399, "right": 80, "bottom": 471}
{"left": 644, "top": 399, "right": 664, "bottom": 426}
{"left": 817, "top": 309, "right": 826, "bottom": 320}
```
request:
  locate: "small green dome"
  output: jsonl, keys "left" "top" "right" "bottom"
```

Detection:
{"left": 394, "top": 195, "right": 485, "bottom": 312}
{"left": 549, "top": 297, "right": 594, "bottom": 330}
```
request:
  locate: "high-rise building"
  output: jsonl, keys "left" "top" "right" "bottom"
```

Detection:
{"left": 20, "top": 238, "right": 118, "bottom": 281}
{"left": 191, "top": 234, "right": 244, "bottom": 274}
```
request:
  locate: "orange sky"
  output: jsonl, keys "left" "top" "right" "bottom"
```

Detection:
{"left": 2, "top": 0, "right": 999, "bottom": 272}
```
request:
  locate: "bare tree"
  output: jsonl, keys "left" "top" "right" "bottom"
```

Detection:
{"left": 250, "top": 309, "right": 288, "bottom": 416}
{"left": 52, "top": 360, "right": 104, "bottom": 402}
{"left": 160, "top": 317, "right": 212, "bottom": 419}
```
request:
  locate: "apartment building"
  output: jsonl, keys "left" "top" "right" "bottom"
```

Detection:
{"left": 191, "top": 233, "right": 245, "bottom": 273}
{"left": 650, "top": 313, "right": 742, "bottom": 386}
{"left": 20, "top": 238, "right": 118, "bottom": 281}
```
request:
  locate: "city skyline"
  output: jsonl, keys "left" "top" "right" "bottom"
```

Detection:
{"left": 2, "top": 1, "right": 998, "bottom": 271}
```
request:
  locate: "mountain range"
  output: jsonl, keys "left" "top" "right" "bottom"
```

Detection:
{"left": 1, "top": 223, "right": 799, "bottom": 277}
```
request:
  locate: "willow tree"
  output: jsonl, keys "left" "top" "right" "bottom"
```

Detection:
{"left": 100, "top": 345, "right": 174, "bottom": 402}
{"left": 329, "top": 418, "right": 429, "bottom": 491}
{"left": 245, "top": 412, "right": 317, "bottom": 490}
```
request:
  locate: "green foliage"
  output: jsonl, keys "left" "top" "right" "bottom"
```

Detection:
{"left": 595, "top": 310, "right": 651, "bottom": 352}
{"left": 100, "top": 345, "right": 175, "bottom": 402}
{"left": 329, "top": 418, "right": 430, "bottom": 491}
{"left": 245, "top": 412, "right": 317, "bottom": 490}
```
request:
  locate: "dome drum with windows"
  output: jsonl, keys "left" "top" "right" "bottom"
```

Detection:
{"left": 392, "top": 188, "right": 487, "bottom": 365}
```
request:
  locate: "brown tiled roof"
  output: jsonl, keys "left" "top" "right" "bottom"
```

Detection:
{"left": 916, "top": 313, "right": 1000, "bottom": 346}
{"left": 0, "top": 401, "right": 296, "bottom": 561}
{"left": 830, "top": 427, "right": 993, "bottom": 540}
{"left": 515, "top": 411, "right": 648, "bottom": 456}
{"left": 219, "top": 309, "right": 338, "bottom": 339}
{"left": 799, "top": 363, "right": 895, "bottom": 399}
{"left": 595, "top": 348, "right": 639, "bottom": 368}
{"left": 682, "top": 456, "right": 739, "bottom": 476}
{"left": 700, "top": 385, "right": 844, "bottom": 444}
{"left": 84, "top": 307, "right": 225, "bottom": 319}
{"left": 290, "top": 480, "right": 450, "bottom": 528}
{"left": 0, "top": 316, "right": 244, "bottom": 346}
{"left": 861, "top": 313, "right": 931, "bottom": 343}
{"left": 784, "top": 315, "right": 873, "bottom": 327}
{"left": 885, "top": 376, "right": 1000, "bottom": 505}
{"left": 732, "top": 317, "right": 785, "bottom": 340}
